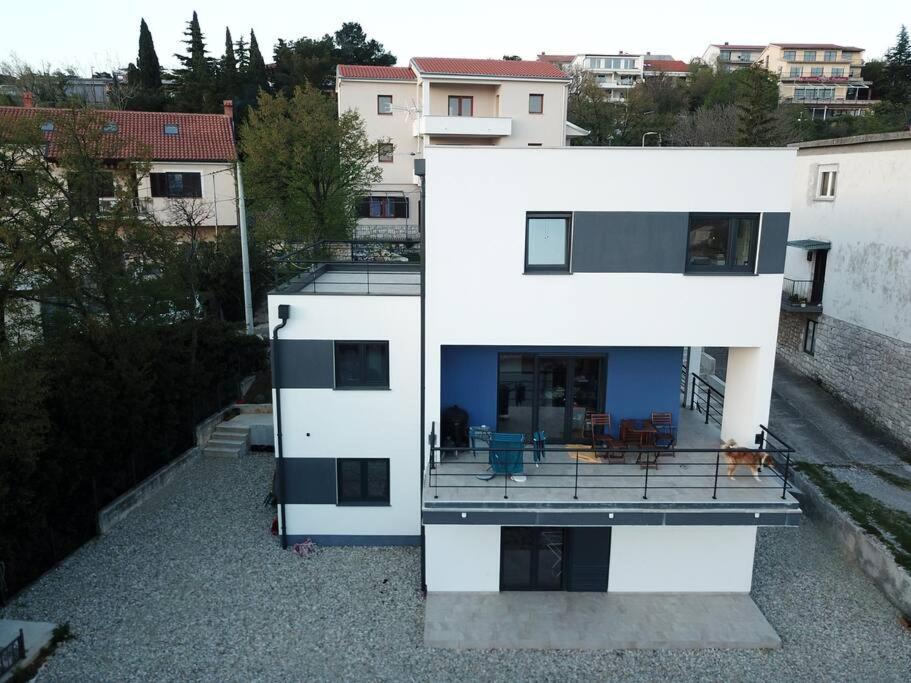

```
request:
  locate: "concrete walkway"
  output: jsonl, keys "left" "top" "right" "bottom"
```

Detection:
{"left": 425, "top": 592, "right": 780, "bottom": 650}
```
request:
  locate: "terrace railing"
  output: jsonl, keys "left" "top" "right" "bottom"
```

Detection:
{"left": 272, "top": 239, "right": 420, "bottom": 286}
{"left": 0, "top": 629, "right": 25, "bottom": 677}
{"left": 690, "top": 373, "right": 724, "bottom": 427}
{"left": 427, "top": 423, "right": 794, "bottom": 502}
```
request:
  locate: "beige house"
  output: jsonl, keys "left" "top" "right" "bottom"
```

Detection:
{"left": 757, "top": 43, "right": 873, "bottom": 119}
{"left": 701, "top": 43, "right": 766, "bottom": 72}
{"left": 337, "top": 58, "right": 581, "bottom": 239}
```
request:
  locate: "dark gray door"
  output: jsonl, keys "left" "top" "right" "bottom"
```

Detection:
{"left": 564, "top": 527, "right": 611, "bottom": 592}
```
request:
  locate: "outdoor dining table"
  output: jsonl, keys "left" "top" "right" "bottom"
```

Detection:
{"left": 620, "top": 419, "right": 660, "bottom": 469}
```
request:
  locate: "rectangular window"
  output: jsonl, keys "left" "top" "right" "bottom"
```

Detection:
{"left": 686, "top": 213, "right": 759, "bottom": 273}
{"left": 356, "top": 196, "right": 409, "bottom": 219}
{"left": 810, "top": 67, "right": 823, "bottom": 77}
{"left": 334, "top": 341, "right": 389, "bottom": 389}
{"left": 525, "top": 213, "right": 571, "bottom": 273}
{"left": 783, "top": 50, "right": 797, "bottom": 61}
{"left": 803, "top": 319, "right": 817, "bottom": 355}
{"left": 831, "top": 67, "right": 844, "bottom": 77}
{"left": 149, "top": 172, "right": 202, "bottom": 198}
{"left": 529, "top": 93, "right": 544, "bottom": 114}
{"left": 377, "top": 142, "right": 394, "bottom": 163}
{"left": 816, "top": 167, "right": 837, "bottom": 199}
{"left": 824, "top": 50, "right": 837, "bottom": 62}
{"left": 719, "top": 51, "right": 731, "bottom": 61}
{"left": 803, "top": 50, "right": 817, "bottom": 62}
{"left": 790, "top": 67, "right": 802, "bottom": 78}
{"left": 448, "top": 95, "right": 473, "bottom": 117}
{"left": 337, "top": 459, "right": 390, "bottom": 505}
{"left": 377, "top": 95, "right": 393, "bottom": 115}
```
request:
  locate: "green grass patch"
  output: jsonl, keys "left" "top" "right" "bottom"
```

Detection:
{"left": 797, "top": 462, "right": 911, "bottom": 572}
{"left": 866, "top": 465, "right": 911, "bottom": 492}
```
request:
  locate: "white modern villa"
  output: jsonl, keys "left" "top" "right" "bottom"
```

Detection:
{"left": 268, "top": 144, "right": 802, "bottom": 647}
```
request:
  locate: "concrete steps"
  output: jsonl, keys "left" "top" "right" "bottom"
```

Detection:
{"left": 203, "top": 424, "right": 249, "bottom": 458}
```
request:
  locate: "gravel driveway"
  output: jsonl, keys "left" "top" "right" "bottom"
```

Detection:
{"left": 3, "top": 453, "right": 910, "bottom": 682}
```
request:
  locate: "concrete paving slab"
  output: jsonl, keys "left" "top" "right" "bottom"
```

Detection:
{"left": 0, "top": 619, "right": 55, "bottom": 680}
{"left": 424, "top": 592, "right": 781, "bottom": 650}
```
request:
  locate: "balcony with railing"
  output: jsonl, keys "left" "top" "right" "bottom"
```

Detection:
{"left": 414, "top": 115, "right": 512, "bottom": 138}
{"left": 781, "top": 278, "right": 823, "bottom": 313}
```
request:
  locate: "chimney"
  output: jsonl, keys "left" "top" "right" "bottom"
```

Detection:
{"left": 223, "top": 99, "right": 234, "bottom": 119}
{"left": 724, "top": 42, "right": 729, "bottom": 46}
{"left": 22, "top": 91, "right": 34, "bottom": 108}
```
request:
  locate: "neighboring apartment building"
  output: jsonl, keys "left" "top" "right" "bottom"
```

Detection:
{"left": 568, "top": 53, "right": 643, "bottom": 101}
{"left": 778, "top": 131, "right": 911, "bottom": 450}
{"left": 268, "top": 146, "right": 801, "bottom": 620}
{"left": 701, "top": 43, "right": 766, "bottom": 71}
{"left": 0, "top": 98, "right": 238, "bottom": 239}
{"left": 336, "top": 58, "right": 577, "bottom": 240}
{"left": 643, "top": 57, "right": 690, "bottom": 82}
{"left": 758, "top": 43, "right": 873, "bottom": 119}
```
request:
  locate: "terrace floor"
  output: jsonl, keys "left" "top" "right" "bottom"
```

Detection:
{"left": 424, "top": 408, "right": 799, "bottom": 511}
{"left": 280, "top": 263, "right": 420, "bottom": 295}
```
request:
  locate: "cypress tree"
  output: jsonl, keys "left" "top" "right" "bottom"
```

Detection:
{"left": 248, "top": 29, "right": 271, "bottom": 94}
{"left": 173, "top": 11, "right": 216, "bottom": 112}
{"left": 235, "top": 35, "right": 250, "bottom": 74}
{"left": 137, "top": 18, "right": 162, "bottom": 90}
{"left": 221, "top": 27, "right": 238, "bottom": 100}
{"left": 885, "top": 25, "right": 911, "bottom": 103}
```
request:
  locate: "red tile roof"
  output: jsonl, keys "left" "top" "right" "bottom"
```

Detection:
{"left": 771, "top": 43, "right": 863, "bottom": 51}
{"left": 337, "top": 65, "right": 416, "bottom": 80}
{"left": 644, "top": 59, "right": 690, "bottom": 73}
{"left": 537, "top": 54, "right": 575, "bottom": 63}
{"left": 411, "top": 57, "right": 569, "bottom": 79}
{"left": 0, "top": 106, "right": 236, "bottom": 161}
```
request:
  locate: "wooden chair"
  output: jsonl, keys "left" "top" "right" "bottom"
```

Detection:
{"left": 590, "top": 413, "right": 625, "bottom": 463}
{"left": 650, "top": 412, "right": 677, "bottom": 456}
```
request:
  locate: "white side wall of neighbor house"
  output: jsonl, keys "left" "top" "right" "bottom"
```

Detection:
{"left": 608, "top": 526, "right": 757, "bottom": 592}
{"left": 425, "top": 525, "right": 502, "bottom": 591}
{"left": 268, "top": 293, "right": 421, "bottom": 542}
{"left": 137, "top": 161, "right": 237, "bottom": 229}
{"left": 422, "top": 146, "right": 795, "bottom": 447}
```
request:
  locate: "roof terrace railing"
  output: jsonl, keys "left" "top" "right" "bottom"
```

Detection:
{"left": 272, "top": 238, "right": 421, "bottom": 288}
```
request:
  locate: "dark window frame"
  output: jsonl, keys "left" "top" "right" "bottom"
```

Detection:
{"left": 336, "top": 458, "right": 390, "bottom": 506}
{"left": 529, "top": 93, "right": 544, "bottom": 114}
{"left": 357, "top": 195, "right": 409, "bottom": 219}
{"left": 448, "top": 95, "right": 474, "bottom": 117}
{"left": 684, "top": 212, "right": 760, "bottom": 274}
{"left": 333, "top": 340, "right": 390, "bottom": 389}
{"left": 524, "top": 212, "right": 572, "bottom": 274}
{"left": 149, "top": 171, "right": 202, "bottom": 198}
{"left": 803, "top": 319, "right": 817, "bottom": 355}
{"left": 377, "top": 94, "right": 393, "bottom": 115}
{"left": 377, "top": 142, "right": 394, "bottom": 163}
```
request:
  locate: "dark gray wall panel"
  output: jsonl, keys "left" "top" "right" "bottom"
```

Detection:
{"left": 279, "top": 457, "right": 337, "bottom": 504}
{"left": 273, "top": 339, "right": 334, "bottom": 388}
{"left": 571, "top": 212, "right": 689, "bottom": 273}
{"left": 757, "top": 212, "right": 790, "bottom": 274}
{"left": 565, "top": 527, "right": 611, "bottom": 591}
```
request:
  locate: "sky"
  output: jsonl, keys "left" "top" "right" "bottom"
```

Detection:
{"left": 0, "top": 0, "right": 907, "bottom": 75}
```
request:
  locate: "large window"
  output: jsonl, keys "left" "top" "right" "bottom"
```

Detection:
{"left": 803, "top": 50, "right": 817, "bottom": 62}
{"left": 686, "top": 214, "right": 759, "bottom": 273}
{"left": 783, "top": 50, "right": 797, "bottom": 61}
{"left": 377, "top": 142, "right": 394, "bottom": 163}
{"left": 810, "top": 67, "right": 823, "bottom": 77}
{"left": 528, "top": 93, "right": 544, "bottom": 114}
{"left": 448, "top": 95, "right": 473, "bottom": 117}
{"left": 525, "top": 213, "right": 571, "bottom": 273}
{"left": 377, "top": 94, "right": 393, "bottom": 115}
{"left": 831, "top": 67, "right": 844, "bottom": 77}
{"left": 586, "top": 57, "right": 637, "bottom": 70}
{"left": 824, "top": 50, "right": 837, "bottom": 62}
{"left": 337, "top": 459, "right": 390, "bottom": 505}
{"left": 790, "top": 67, "right": 802, "bottom": 78}
{"left": 334, "top": 341, "right": 389, "bottom": 389}
{"left": 357, "top": 195, "right": 409, "bottom": 219}
{"left": 150, "top": 172, "right": 202, "bottom": 198}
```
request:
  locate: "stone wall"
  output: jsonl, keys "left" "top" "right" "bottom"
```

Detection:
{"left": 777, "top": 311, "right": 911, "bottom": 449}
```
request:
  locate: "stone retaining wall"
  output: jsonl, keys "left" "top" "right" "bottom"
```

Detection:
{"left": 777, "top": 312, "right": 911, "bottom": 450}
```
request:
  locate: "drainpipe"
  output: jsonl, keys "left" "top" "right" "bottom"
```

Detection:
{"left": 415, "top": 158, "right": 427, "bottom": 592}
{"left": 272, "top": 304, "right": 291, "bottom": 549}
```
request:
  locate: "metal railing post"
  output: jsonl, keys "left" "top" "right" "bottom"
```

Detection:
{"left": 17, "top": 629, "right": 24, "bottom": 660}
{"left": 781, "top": 453, "right": 791, "bottom": 500}
{"left": 705, "top": 389, "right": 711, "bottom": 425}
{"left": 713, "top": 450, "right": 720, "bottom": 499}
{"left": 690, "top": 374, "right": 696, "bottom": 410}
{"left": 642, "top": 457, "right": 649, "bottom": 500}
{"left": 574, "top": 447, "right": 580, "bottom": 500}
{"left": 503, "top": 451, "right": 510, "bottom": 499}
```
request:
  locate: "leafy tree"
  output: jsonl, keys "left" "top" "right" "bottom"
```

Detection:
{"left": 333, "top": 22, "right": 396, "bottom": 68}
{"left": 567, "top": 73, "right": 634, "bottom": 145}
{"left": 240, "top": 86, "right": 382, "bottom": 247}
{"left": 0, "top": 57, "right": 77, "bottom": 107}
{"left": 172, "top": 11, "right": 218, "bottom": 112}
{"left": 734, "top": 67, "right": 780, "bottom": 146}
{"left": 502, "top": 55, "right": 522, "bottom": 61}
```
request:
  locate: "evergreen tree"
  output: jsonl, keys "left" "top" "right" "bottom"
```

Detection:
{"left": 247, "top": 29, "right": 271, "bottom": 94}
{"left": 137, "top": 18, "right": 162, "bottom": 90}
{"left": 172, "top": 11, "right": 217, "bottom": 112}
{"left": 885, "top": 25, "right": 911, "bottom": 104}
{"left": 734, "top": 67, "right": 779, "bottom": 146}
{"left": 220, "top": 27, "right": 238, "bottom": 102}
{"left": 235, "top": 35, "right": 250, "bottom": 74}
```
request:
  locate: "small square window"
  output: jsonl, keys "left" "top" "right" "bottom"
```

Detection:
{"left": 803, "top": 319, "right": 817, "bottom": 355}
{"left": 40, "top": 121, "right": 54, "bottom": 132}
{"left": 685, "top": 213, "right": 759, "bottom": 273}
{"left": 334, "top": 341, "right": 389, "bottom": 389}
{"left": 377, "top": 142, "right": 394, "bottom": 163}
{"left": 163, "top": 123, "right": 180, "bottom": 135}
{"left": 337, "top": 458, "right": 390, "bottom": 505}
{"left": 529, "top": 93, "right": 544, "bottom": 114}
{"left": 377, "top": 95, "right": 393, "bottom": 115}
{"left": 102, "top": 121, "right": 118, "bottom": 133}
{"left": 816, "top": 166, "right": 837, "bottom": 200}
{"left": 525, "top": 213, "right": 571, "bottom": 273}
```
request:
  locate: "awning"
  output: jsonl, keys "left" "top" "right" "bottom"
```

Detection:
{"left": 565, "top": 121, "right": 590, "bottom": 138}
{"left": 787, "top": 239, "right": 831, "bottom": 250}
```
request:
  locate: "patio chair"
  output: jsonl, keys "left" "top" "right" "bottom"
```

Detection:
{"left": 589, "top": 413, "right": 625, "bottom": 463}
{"left": 650, "top": 412, "right": 677, "bottom": 456}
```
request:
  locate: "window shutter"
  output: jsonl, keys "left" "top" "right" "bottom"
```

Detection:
{"left": 149, "top": 173, "right": 167, "bottom": 197}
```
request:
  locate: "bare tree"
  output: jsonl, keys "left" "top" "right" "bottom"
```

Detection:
{"left": 668, "top": 105, "right": 738, "bottom": 146}
{"left": 166, "top": 197, "right": 214, "bottom": 318}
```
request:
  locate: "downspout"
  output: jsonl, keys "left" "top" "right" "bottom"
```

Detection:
{"left": 271, "top": 304, "right": 291, "bottom": 549}
{"left": 415, "top": 158, "right": 427, "bottom": 592}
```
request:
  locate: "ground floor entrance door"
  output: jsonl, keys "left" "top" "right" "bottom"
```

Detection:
{"left": 500, "top": 527, "right": 612, "bottom": 592}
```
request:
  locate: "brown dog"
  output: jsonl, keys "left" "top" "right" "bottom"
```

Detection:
{"left": 721, "top": 439, "right": 772, "bottom": 480}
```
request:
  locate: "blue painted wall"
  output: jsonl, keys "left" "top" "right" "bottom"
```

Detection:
{"left": 441, "top": 346, "right": 682, "bottom": 435}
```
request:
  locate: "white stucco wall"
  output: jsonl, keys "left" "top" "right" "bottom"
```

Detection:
{"left": 608, "top": 526, "right": 758, "bottom": 592}
{"left": 425, "top": 525, "right": 502, "bottom": 591}
{"left": 137, "top": 161, "right": 237, "bottom": 228}
{"left": 788, "top": 140, "right": 911, "bottom": 343}
{"left": 268, "top": 293, "right": 421, "bottom": 539}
